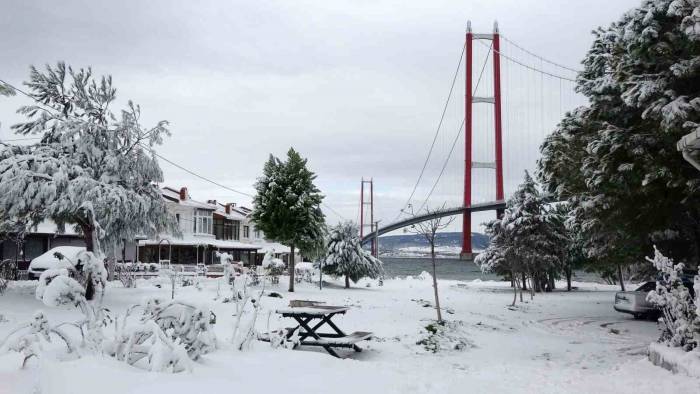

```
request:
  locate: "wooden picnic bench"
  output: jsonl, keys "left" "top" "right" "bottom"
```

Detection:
{"left": 266, "top": 301, "right": 373, "bottom": 358}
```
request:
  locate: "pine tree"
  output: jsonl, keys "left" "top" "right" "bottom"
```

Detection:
{"left": 323, "top": 222, "right": 383, "bottom": 288}
{"left": 251, "top": 148, "right": 326, "bottom": 292}
{"left": 538, "top": 0, "right": 700, "bottom": 281}
{"left": 478, "top": 172, "right": 566, "bottom": 302}
{"left": 0, "top": 63, "right": 176, "bottom": 299}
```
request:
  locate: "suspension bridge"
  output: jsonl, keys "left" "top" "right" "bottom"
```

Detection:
{"left": 360, "top": 21, "right": 583, "bottom": 258}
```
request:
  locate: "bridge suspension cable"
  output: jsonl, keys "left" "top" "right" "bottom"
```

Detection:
{"left": 413, "top": 42, "right": 493, "bottom": 215}
{"left": 392, "top": 44, "right": 466, "bottom": 222}
{"left": 500, "top": 35, "right": 581, "bottom": 74}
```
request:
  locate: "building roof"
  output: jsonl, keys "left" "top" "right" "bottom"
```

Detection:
{"left": 161, "top": 186, "right": 215, "bottom": 210}
{"left": 213, "top": 203, "right": 247, "bottom": 221}
{"left": 138, "top": 236, "right": 261, "bottom": 250}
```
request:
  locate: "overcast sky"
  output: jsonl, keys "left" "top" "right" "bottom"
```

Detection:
{"left": 0, "top": 0, "right": 639, "bottom": 232}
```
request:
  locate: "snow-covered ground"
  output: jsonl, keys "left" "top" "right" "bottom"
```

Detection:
{"left": 1, "top": 275, "right": 699, "bottom": 394}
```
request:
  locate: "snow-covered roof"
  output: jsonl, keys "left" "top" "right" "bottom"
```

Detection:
{"left": 161, "top": 186, "right": 215, "bottom": 210}
{"left": 254, "top": 241, "right": 292, "bottom": 254}
{"left": 139, "top": 236, "right": 261, "bottom": 250}
{"left": 213, "top": 203, "right": 247, "bottom": 221}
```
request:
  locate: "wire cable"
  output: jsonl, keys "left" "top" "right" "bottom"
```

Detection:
{"left": 2, "top": 76, "right": 348, "bottom": 219}
{"left": 501, "top": 35, "right": 580, "bottom": 73}
{"left": 392, "top": 44, "right": 465, "bottom": 222}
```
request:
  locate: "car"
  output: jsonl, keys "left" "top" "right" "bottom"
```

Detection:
{"left": 614, "top": 281, "right": 659, "bottom": 319}
{"left": 27, "top": 246, "right": 86, "bottom": 280}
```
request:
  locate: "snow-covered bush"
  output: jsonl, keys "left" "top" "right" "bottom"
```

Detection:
{"left": 35, "top": 268, "right": 111, "bottom": 351}
{"left": 262, "top": 250, "right": 285, "bottom": 285}
{"left": 0, "top": 311, "right": 76, "bottom": 368}
{"left": 416, "top": 321, "right": 474, "bottom": 353}
{"left": 323, "top": 221, "right": 383, "bottom": 288}
{"left": 646, "top": 247, "right": 700, "bottom": 351}
{"left": 107, "top": 320, "right": 193, "bottom": 373}
{"left": 105, "top": 298, "right": 217, "bottom": 372}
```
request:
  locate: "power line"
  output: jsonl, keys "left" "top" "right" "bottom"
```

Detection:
{"left": 2, "top": 76, "right": 347, "bottom": 220}
{"left": 392, "top": 44, "right": 465, "bottom": 222}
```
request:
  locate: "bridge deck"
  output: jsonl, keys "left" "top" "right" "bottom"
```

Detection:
{"left": 361, "top": 200, "right": 505, "bottom": 244}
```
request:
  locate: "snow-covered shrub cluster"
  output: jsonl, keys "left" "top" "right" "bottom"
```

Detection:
{"left": 262, "top": 251, "right": 285, "bottom": 284}
{"left": 646, "top": 247, "right": 700, "bottom": 351}
{"left": 35, "top": 268, "right": 111, "bottom": 351}
{"left": 0, "top": 311, "right": 76, "bottom": 368}
{"left": 323, "top": 221, "right": 383, "bottom": 288}
{"left": 416, "top": 321, "right": 474, "bottom": 353}
{"left": 105, "top": 298, "right": 217, "bottom": 372}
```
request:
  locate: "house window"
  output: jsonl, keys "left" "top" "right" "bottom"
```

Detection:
{"left": 254, "top": 229, "right": 260, "bottom": 239}
{"left": 243, "top": 225, "right": 250, "bottom": 238}
{"left": 232, "top": 221, "right": 240, "bottom": 240}
{"left": 194, "top": 209, "right": 212, "bottom": 234}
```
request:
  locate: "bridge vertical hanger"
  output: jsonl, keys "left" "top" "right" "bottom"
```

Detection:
{"left": 462, "top": 21, "right": 505, "bottom": 260}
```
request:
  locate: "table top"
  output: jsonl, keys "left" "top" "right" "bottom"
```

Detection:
{"left": 275, "top": 305, "right": 350, "bottom": 316}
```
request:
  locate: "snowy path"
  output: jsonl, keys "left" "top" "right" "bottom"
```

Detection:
{"left": 0, "top": 276, "right": 698, "bottom": 393}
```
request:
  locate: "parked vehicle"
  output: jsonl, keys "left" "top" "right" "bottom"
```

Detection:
{"left": 27, "top": 246, "right": 86, "bottom": 280}
{"left": 614, "top": 281, "right": 659, "bottom": 319}
{"left": 614, "top": 272, "right": 697, "bottom": 319}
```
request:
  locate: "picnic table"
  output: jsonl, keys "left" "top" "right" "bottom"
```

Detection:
{"left": 271, "top": 302, "right": 373, "bottom": 358}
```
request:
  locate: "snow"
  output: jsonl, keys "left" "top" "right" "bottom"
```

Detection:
{"left": 28, "top": 246, "right": 86, "bottom": 270}
{"left": 649, "top": 342, "right": 700, "bottom": 378}
{"left": 1, "top": 276, "right": 699, "bottom": 393}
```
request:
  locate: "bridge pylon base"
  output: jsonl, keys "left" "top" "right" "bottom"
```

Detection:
{"left": 460, "top": 252, "right": 477, "bottom": 261}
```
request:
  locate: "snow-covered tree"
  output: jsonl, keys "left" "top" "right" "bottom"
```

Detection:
{"left": 251, "top": 148, "right": 326, "bottom": 292}
{"left": 477, "top": 172, "right": 566, "bottom": 301}
{"left": 323, "top": 221, "right": 383, "bottom": 289}
{"left": 538, "top": 0, "right": 700, "bottom": 281}
{"left": 405, "top": 205, "right": 454, "bottom": 322}
{"left": 646, "top": 246, "right": 700, "bottom": 351}
{"left": 0, "top": 63, "right": 177, "bottom": 298}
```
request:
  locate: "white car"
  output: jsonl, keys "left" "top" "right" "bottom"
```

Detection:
{"left": 27, "top": 246, "right": 86, "bottom": 280}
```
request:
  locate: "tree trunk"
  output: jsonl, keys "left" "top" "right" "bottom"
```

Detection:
{"left": 345, "top": 275, "right": 350, "bottom": 288}
{"left": 521, "top": 272, "right": 527, "bottom": 290}
{"left": 519, "top": 274, "right": 524, "bottom": 302}
{"left": 566, "top": 265, "right": 572, "bottom": 291}
{"left": 80, "top": 223, "right": 96, "bottom": 301}
{"left": 430, "top": 244, "right": 442, "bottom": 322}
{"left": 288, "top": 243, "right": 295, "bottom": 292}
{"left": 548, "top": 270, "right": 555, "bottom": 292}
{"left": 617, "top": 263, "right": 625, "bottom": 292}
{"left": 511, "top": 270, "right": 517, "bottom": 306}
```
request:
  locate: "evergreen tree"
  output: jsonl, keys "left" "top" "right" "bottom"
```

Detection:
{"left": 323, "top": 221, "right": 383, "bottom": 289}
{"left": 251, "top": 148, "right": 326, "bottom": 292}
{"left": 539, "top": 0, "right": 700, "bottom": 281}
{"left": 0, "top": 63, "right": 176, "bottom": 299}
{"left": 478, "top": 172, "right": 566, "bottom": 301}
